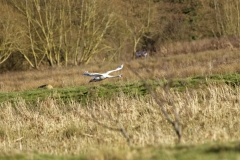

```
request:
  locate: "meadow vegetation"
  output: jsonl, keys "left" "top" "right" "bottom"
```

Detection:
{"left": 0, "top": 47, "right": 239, "bottom": 159}
{"left": 0, "top": 78, "right": 240, "bottom": 159}
{"left": 0, "top": 0, "right": 240, "bottom": 159}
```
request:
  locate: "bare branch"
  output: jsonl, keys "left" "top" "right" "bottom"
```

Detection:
{"left": 126, "top": 64, "right": 182, "bottom": 143}
{"left": 89, "top": 105, "right": 132, "bottom": 147}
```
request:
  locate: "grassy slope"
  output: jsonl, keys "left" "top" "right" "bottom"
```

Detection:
{"left": 0, "top": 73, "right": 240, "bottom": 159}
{"left": 1, "top": 73, "right": 240, "bottom": 105}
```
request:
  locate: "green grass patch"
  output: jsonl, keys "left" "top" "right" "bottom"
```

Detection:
{"left": 0, "top": 152, "right": 86, "bottom": 160}
{"left": 1, "top": 73, "right": 240, "bottom": 105}
{"left": 0, "top": 141, "right": 239, "bottom": 160}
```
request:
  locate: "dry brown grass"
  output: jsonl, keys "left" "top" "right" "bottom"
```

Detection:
{"left": 0, "top": 83, "right": 239, "bottom": 156}
{"left": 158, "top": 37, "right": 239, "bottom": 56}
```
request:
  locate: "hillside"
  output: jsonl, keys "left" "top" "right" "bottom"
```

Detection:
{"left": 0, "top": 0, "right": 239, "bottom": 71}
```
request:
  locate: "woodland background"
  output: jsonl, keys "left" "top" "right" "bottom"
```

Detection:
{"left": 0, "top": 0, "right": 239, "bottom": 72}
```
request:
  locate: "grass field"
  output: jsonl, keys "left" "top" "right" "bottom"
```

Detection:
{"left": 0, "top": 48, "right": 240, "bottom": 159}
{"left": 0, "top": 142, "right": 240, "bottom": 160}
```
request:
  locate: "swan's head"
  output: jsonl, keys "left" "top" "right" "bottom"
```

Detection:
{"left": 83, "top": 71, "right": 88, "bottom": 75}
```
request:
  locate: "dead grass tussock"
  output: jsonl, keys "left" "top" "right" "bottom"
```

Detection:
{"left": 0, "top": 84, "right": 239, "bottom": 155}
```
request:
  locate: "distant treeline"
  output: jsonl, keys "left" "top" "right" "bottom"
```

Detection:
{"left": 0, "top": 0, "right": 239, "bottom": 71}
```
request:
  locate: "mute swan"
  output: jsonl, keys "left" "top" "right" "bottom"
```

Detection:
{"left": 83, "top": 64, "right": 123, "bottom": 82}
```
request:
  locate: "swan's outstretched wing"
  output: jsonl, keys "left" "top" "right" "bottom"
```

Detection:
{"left": 83, "top": 64, "right": 123, "bottom": 77}
{"left": 105, "top": 64, "right": 124, "bottom": 74}
{"left": 83, "top": 71, "right": 102, "bottom": 77}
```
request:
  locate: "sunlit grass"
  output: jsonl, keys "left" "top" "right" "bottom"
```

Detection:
{"left": 0, "top": 80, "right": 240, "bottom": 158}
{"left": 0, "top": 48, "right": 240, "bottom": 159}
{"left": 1, "top": 73, "right": 240, "bottom": 104}
{"left": 0, "top": 49, "right": 239, "bottom": 92}
{"left": 1, "top": 141, "right": 240, "bottom": 160}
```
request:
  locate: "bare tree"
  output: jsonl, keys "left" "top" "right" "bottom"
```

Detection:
{"left": 121, "top": 0, "right": 153, "bottom": 57}
{"left": 72, "top": 0, "right": 116, "bottom": 65}
{"left": 7, "top": 0, "right": 72, "bottom": 67}
{"left": 0, "top": 1, "right": 23, "bottom": 65}
{"left": 0, "top": 16, "right": 14, "bottom": 64}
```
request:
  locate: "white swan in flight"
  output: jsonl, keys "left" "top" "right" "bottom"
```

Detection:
{"left": 83, "top": 64, "right": 123, "bottom": 82}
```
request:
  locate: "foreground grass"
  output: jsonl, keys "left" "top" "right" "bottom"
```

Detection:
{"left": 135, "top": 142, "right": 240, "bottom": 160}
{"left": 0, "top": 142, "right": 239, "bottom": 160}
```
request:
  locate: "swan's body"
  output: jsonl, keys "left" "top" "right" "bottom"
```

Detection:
{"left": 83, "top": 64, "right": 123, "bottom": 82}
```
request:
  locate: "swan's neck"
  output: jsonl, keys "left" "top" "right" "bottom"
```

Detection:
{"left": 115, "top": 75, "right": 121, "bottom": 78}
{"left": 109, "top": 75, "right": 121, "bottom": 78}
